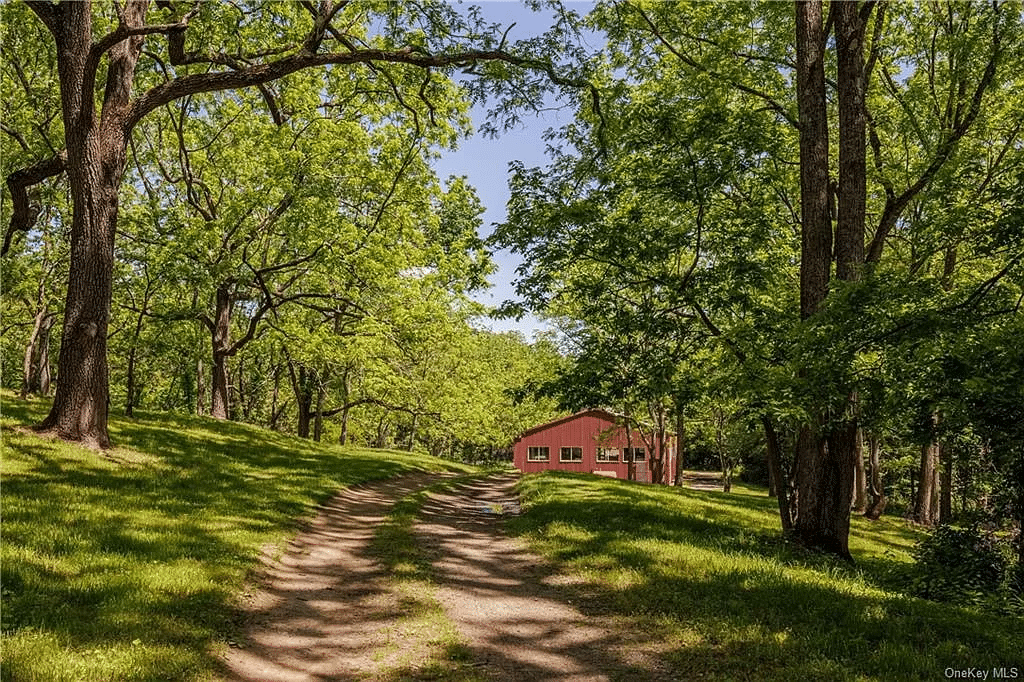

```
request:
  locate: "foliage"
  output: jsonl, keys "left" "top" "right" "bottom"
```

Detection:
{"left": 909, "top": 523, "right": 1021, "bottom": 614}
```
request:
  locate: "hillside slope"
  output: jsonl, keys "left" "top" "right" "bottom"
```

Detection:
{"left": 509, "top": 471, "right": 1023, "bottom": 681}
{"left": 0, "top": 396, "right": 475, "bottom": 681}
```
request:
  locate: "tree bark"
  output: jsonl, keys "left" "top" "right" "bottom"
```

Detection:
{"left": 794, "top": 0, "right": 854, "bottom": 559}
{"left": 22, "top": 305, "right": 55, "bottom": 398}
{"left": 208, "top": 285, "right": 232, "bottom": 420}
{"left": 31, "top": 0, "right": 149, "bottom": 448}
{"left": 288, "top": 363, "right": 313, "bottom": 439}
{"left": 674, "top": 407, "right": 686, "bottom": 486}
{"left": 940, "top": 443, "right": 953, "bottom": 522}
{"left": 762, "top": 416, "right": 794, "bottom": 532}
{"left": 864, "top": 433, "right": 888, "bottom": 519}
{"left": 914, "top": 436, "right": 941, "bottom": 526}
{"left": 375, "top": 416, "right": 390, "bottom": 449}
{"left": 852, "top": 427, "right": 867, "bottom": 512}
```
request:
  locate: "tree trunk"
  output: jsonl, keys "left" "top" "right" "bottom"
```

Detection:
{"left": 913, "top": 412, "right": 942, "bottom": 526}
{"left": 794, "top": 0, "right": 851, "bottom": 558}
{"left": 22, "top": 307, "right": 55, "bottom": 398}
{"left": 624, "top": 410, "right": 636, "bottom": 482}
{"left": 762, "top": 416, "right": 793, "bottom": 532}
{"left": 291, "top": 364, "right": 313, "bottom": 439}
{"left": 375, "top": 416, "right": 390, "bottom": 449}
{"left": 940, "top": 443, "right": 953, "bottom": 522}
{"left": 35, "top": 1, "right": 147, "bottom": 448}
{"left": 852, "top": 427, "right": 867, "bottom": 512}
{"left": 313, "top": 381, "right": 326, "bottom": 442}
{"left": 864, "top": 433, "right": 888, "bottom": 519}
{"left": 914, "top": 439, "right": 941, "bottom": 526}
{"left": 674, "top": 408, "right": 686, "bottom": 486}
{"left": 209, "top": 285, "right": 232, "bottom": 420}
{"left": 653, "top": 404, "right": 666, "bottom": 485}
{"left": 407, "top": 413, "right": 418, "bottom": 452}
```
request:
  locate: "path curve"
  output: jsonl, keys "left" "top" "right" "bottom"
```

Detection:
{"left": 221, "top": 472, "right": 662, "bottom": 681}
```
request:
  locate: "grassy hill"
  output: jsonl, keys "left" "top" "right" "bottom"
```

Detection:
{"left": 0, "top": 396, "right": 476, "bottom": 681}
{"left": 3, "top": 396, "right": 1021, "bottom": 681}
{"left": 509, "top": 472, "right": 1024, "bottom": 681}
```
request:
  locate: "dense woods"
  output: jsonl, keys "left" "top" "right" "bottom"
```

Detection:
{"left": 2, "top": 0, "right": 1022, "bottom": 579}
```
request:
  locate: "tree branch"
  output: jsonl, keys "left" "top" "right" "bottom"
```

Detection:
{"left": 3, "top": 150, "right": 67, "bottom": 256}
{"left": 628, "top": 2, "right": 799, "bottom": 130}
{"left": 866, "top": 4, "right": 1003, "bottom": 264}
{"left": 127, "top": 46, "right": 600, "bottom": 133}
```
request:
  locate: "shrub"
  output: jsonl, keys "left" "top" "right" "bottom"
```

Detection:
{"left": 910, "top": 523, "right": 1020, "bottom": 614}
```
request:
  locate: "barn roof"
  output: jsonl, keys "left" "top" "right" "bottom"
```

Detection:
{"left": 513, "top": 408, "right": 622, "bottom": 443}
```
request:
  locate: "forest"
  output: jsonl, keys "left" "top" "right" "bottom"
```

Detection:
{"left": 2, "top": 0, "right": 1022, "bottom": 587}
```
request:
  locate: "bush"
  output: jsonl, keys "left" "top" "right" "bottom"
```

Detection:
{"left": 910, "top": 523, "right": 1020, "bottom": 614}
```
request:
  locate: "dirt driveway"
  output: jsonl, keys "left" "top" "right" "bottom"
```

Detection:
{"left": 220, "top": 472, "right": 662, "bottom": 681}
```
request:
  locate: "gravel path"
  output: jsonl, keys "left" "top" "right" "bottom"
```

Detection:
{"left": 220, "top": 472, "right": 660, "bottom": 681}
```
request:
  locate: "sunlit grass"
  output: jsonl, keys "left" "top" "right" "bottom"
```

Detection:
{"left": 368, "top": 477, "right": 487, "bottom": 682}
{"left": 0, "top": 394, "right": 476, "bottom": 681}
{"left": 510, "top": 471, "right": 1023, "bottom": 681}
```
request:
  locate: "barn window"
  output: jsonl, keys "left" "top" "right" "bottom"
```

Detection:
{"left": 623, "top": 448, "right": 646, "bottom": 461}
{"left": 527, "top": 447, "right": 549, "bottom": 462}
{"left": 560, "top": 447, "right": 583, "bottom": 462}
{"left": 596, "top": 447, "right": 619, "bottom": 462}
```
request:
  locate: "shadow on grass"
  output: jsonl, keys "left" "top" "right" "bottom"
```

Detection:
{"left": 508, "top": 471, "right": 1024, "bottom": 681}
{"left": 0, "top": 397, "right": 469, "bottom": 681}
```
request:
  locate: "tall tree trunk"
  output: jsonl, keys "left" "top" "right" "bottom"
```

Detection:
{"left": 22, "top": 307, "right": 55, "bottom": 398}
{"left": 407, "top": 413, "right": 418, "bottom": 452}
{"left": 852, "top": 427, "right": 867, "bottom": 512}
{"left": 940, "top": 443, "right": 953, "bottom": 522}
{"left": 124, "top": 294, "right": 149, "bottom": 417}
{"left": 289, "top": 363, "right": 312, "bottom": 439}
{"left": 914, "top": 437, "right": 941, "bottom": 526}
{"left": 674, "top": 407, "right": 686, "bottom": 486}
{"left": 624, "top": 408, "right": 636, "bottom": 482}
{"left": 209, "top": 285, "right": 232, "bottom": 420}
{"left": 375, "top": 416, "right": 390, "bottom": 449}
{"left": 762, "top": 416, "right": 794, "bottom": 532}
{"left": 35, "top": 1, "right": 147, "bottom": 448}
{"left": 313, "top": 380, "right": 326, "bottom": 442}
{"left": 864, "top": 433, "right": 888, "bottom": 519}
{"left": 794, "top": 0, "right": 850, "bottom": 557}
{"left": 196, "top": 355, "right": 206, "bottom": 416}
{"left": 913, "top": 412, "right": 942, "bottom": 526}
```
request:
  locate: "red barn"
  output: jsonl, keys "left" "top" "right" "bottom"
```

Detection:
{"left": 512, "top": 409, "right": 676, "bottom": 484}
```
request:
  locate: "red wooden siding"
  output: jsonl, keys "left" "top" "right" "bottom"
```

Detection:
{"left": 512, "top": 409, "right": 675, "bottom": 484}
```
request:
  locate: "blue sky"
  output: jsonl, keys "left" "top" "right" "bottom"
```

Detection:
{"left": 434, "top": 1, "right": 594, "bottom": 339}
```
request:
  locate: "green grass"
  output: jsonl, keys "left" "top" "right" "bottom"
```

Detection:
{"left": 367, "top": 477, "right": 487, "bottom": 682}
{"left": 509, "top": 471, "right": 1024, "bottom": 681}
{"left": 0, "top": 395, "right": 476, "bottom": 681}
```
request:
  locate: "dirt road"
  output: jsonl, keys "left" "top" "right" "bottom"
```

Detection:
{"left": 221, "top": 472, "right": 660, "bottom": 681}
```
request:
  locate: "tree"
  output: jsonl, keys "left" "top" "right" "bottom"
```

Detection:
{"left": 3, "top": 0, "right": 593, "bottom": 447}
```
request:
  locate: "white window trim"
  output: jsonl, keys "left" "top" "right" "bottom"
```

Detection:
{"left": 559, "top": 446, "right": 583, "bottom": 462}
{"left": 527, "top": 446, "right": 550, "bottom": 462}
{"left": 596, "top": 447, "right": 620, "bottom": 462}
